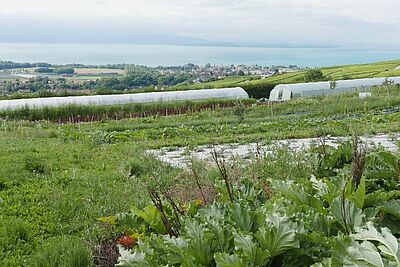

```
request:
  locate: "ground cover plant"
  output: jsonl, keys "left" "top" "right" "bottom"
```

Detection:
{"left": 106, "top": 139, "right": 400, "bottom": 266}
{"left": 0, "top": 84, "right": 399, "bottom": 266}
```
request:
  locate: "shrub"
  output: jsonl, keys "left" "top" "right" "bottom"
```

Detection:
{"left": 304, "top": 69, "right": 325, "bottom": 82}
{"left": 35, "top": 67, "right": 54, "bottom": 73}
{"left": 241, "top": 82, "right": 276, "bottom": 99}
{"left": 55, "top": 68, "right": 75, "bottom": 75}
{"left": 232, "top": 101, "right": 246, "bottom": 123}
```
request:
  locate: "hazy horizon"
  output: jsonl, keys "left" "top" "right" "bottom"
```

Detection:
{"left": 1, "top": 43, "right": 400, "bottom": 67}
{"left": 1, "top": 0, "right": 400, "bottom": 48}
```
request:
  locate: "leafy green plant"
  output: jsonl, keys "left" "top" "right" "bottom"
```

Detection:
{"left": 114, "top": 141, "right": 400, "bottom": 266}
{"left": 233, "top": 101, "right": 246, "bottom": 123}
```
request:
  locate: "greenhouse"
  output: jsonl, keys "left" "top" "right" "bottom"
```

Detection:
{"left": 0, "top": 87, "right": 249, "bottom": 111}
{"left": 269, "top": 77, "right": 400, "bottom": 101}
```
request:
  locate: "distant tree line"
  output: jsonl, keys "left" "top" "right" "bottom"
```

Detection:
{"left": 1, "top": 70, "right": 195, "bottom": 94}
{"left": 93, "top": 71, "right": 195, "bottom": 90}
{"left": 35, "top": 67, "right": 75, "bottom": 74}
{"left": 0, "top": 60, "right": 145, "bottom": 71}
{"left": 0, "top": 61, "right": 51, "bottom": 70}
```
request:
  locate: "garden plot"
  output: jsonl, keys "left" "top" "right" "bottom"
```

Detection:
{"left": 148, "top": 134, "right": 399, "bottom": 167}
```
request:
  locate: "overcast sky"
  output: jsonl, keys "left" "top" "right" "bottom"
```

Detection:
{"left": 1, "top": 0, "right": 400, "bottom": 47}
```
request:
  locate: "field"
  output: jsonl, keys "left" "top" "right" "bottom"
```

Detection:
{"left": 73, "top": 68, "right": 125, "bottom": 75}
{"left": 174, "top": 60, "right": 400, "bottom": 98}
{"left": 2, "top": 67, "right": 125, "bottom": 83}
{"left": 0, "top": 82, "right": 400, "bottom": 266}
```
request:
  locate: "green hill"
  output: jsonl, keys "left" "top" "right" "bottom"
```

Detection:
{"left": 173, "top": 60, "right": 400, "bottom": 98}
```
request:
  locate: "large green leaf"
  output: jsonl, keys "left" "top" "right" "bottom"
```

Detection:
{"left": 331, "top": 197, "right": 365, "bottom": 233}
{"left": 348, "top": 176, "right": 366, "bottom": 209}
{"left": 116, "top": 245, "right": 148, "bottom": 267}
{"left": 364, "top": 191, "right": 400, "bottom": 208}
{"left": 208, "top": 219, "right": 232, "bottom": 252}
{"left": 214, "top": 253, "right": 245, "bottom": 267}
{"left": 378, "top": 201, "right": 400, "bottom": 220}
{"left": 233, "top": 232, "right": 270, "bottom": 266}
{"left": 310, "top": 175, "right": 330, "bottom": 197}
{"left": 230, "top": 203, "right": 254, "bottom": 233}
{"left": 271, "top": 180, "right": 308, "bottom": 205}
{"left": 310, "top": 175, "right": 344, "bottom": 205}
{"left": 353, "top": 223, "right": 400, "bottom": 265}
{"left": 185, "top": 220, "right": 214, "bottom": 266}
{"left": 254, "top": 215, "right": 299, "bottom": 258}
{"left": 344, "top": 241, "right": 384, "bottom": 267}
{"left": 162, "top": 236, "right": 188, "bottom": 265}
{"left": 200, "top": 203, "right": 226, "bottom": 222}
{"left": 131, "top": 205, "right": 166, "bottom": 233}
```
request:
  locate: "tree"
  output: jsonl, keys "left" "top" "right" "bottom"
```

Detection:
{"left": 237, "top": 70, "right": 245, "bottom": 76}
{"left": 55, "top": 68, "right": 75, "bottom": 75}
{"left": 35, "top": 67, "right": 53, "bottom": 73}
{"left": 304, "top": 69, "right": 325, "bottom": 82}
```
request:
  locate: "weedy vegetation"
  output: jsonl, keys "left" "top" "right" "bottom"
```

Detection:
{"left": 0, "top": 83, "right": 399, "bottom": 266}
{"left": 111, "top": 141, "right": 400, "bottom": 267}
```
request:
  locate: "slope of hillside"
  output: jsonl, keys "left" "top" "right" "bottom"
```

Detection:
{"left": 174, "top": 60, "right": 400, "bottom": 98}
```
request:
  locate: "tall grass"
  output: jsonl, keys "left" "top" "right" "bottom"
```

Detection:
{"left": 0, "top": 99, "right": 256, "bottom": 122}
{"left": 31, "top": 236, "right": 92, "bottom": 267}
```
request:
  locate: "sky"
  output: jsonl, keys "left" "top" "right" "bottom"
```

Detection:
{"left": 1, "top": 0, "right": 400, "bottom": 47}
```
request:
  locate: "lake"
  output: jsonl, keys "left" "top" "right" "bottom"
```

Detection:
{"left": 0, "top": 43, "right": 400, "bottom": 67}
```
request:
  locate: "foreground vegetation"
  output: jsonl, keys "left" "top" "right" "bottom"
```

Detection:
{"left": 0, "top": 85, "right": 399, "bottom": 266}
{"left": 112, "top": 139, "right": 400, "bottom": 266}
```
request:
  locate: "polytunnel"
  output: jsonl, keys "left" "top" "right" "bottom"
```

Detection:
{"left": 269, "top": 77, "right": 400, "bottom": 101}
{"left": 0, "top": 87, "right": 249, "bottom": 111}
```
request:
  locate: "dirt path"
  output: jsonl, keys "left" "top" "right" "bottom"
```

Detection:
{"left": 148, "top": 134, "right": 399, "bottom": 167}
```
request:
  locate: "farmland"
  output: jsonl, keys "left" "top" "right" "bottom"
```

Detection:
{"left": 174, "top": 60, "right": 400, "bottom": 98}
{"left": 0, "top": 82, "right": 399, "bottom": 266}
{"left": 2, "top": 60, "right": 400, "bottom": 101}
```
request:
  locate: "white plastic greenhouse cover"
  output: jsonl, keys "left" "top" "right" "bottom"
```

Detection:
{"left": 269, "top": 77, "right": 400, "bottom": 101}
{"left": 0, "top": 87, "right": 249, "bottom": 111}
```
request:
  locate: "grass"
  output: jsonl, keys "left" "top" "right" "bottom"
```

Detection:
{"left": 0, "top": 131, "right": 145, "bottom": 265}
{"left": 0, "top": 98, "right": 256, "bottom": 122}
{"left": 0, "top": 84, "right": 400, "bottom": 265}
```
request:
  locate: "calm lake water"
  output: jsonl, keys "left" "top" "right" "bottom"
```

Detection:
{"left": 1, "top": 43, "right": 400, "bottom": 67}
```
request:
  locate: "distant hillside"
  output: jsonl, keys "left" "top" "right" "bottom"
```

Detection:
{"left": 174, "top": 60, "right": 400, "bottom": 98}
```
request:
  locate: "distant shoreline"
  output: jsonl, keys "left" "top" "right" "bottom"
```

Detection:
{"left": 0, "top": 43, "right": 399, "bottom": 67}
{"left": 0, "top": 41, "right": 338, "bottom": 49}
